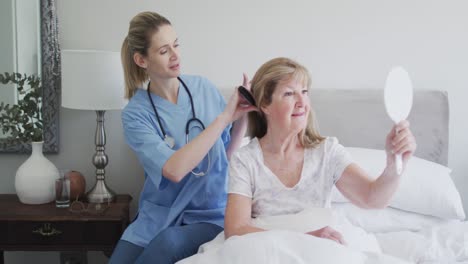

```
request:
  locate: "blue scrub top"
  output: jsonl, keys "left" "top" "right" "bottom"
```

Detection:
{"left": 121, "top": 75, "right": 231, "bottom": 247}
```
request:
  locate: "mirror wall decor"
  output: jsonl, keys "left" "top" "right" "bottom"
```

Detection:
{"left": 0, "top": 0, "right": 60, "bottom": 153}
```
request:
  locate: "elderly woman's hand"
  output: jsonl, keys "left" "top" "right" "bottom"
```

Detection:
{"left": 385, "top": 120, "right": 417, "bottom": 167}
{"left": 305, "top": 226, "right": 346, "bottom": 245}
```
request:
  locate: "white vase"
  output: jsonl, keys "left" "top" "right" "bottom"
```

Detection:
{"left": 15, "top": 141, "right": 60, "bottom": 204}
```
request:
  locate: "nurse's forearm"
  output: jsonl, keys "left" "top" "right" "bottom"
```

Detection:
{"left": 226, "top": 115, "right": 247, "bottom": 160}
{"left": 162, "top": 113, "right": 231, "bottom": 182}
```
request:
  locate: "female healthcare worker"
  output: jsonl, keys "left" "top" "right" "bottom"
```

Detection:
{"left": 109, "top": 11, "right": 256, "bottom": 264}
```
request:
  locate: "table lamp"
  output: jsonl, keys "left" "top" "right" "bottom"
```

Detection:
{"left": 61, "top": 50, "right": 127, "bottom": 203}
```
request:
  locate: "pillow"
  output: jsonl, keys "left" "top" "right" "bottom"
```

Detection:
{"left": 332, "top": 202, "right": 456, "bottom": 233}
{"left": 332, "top": 147, "right": 465, "bottom": 220}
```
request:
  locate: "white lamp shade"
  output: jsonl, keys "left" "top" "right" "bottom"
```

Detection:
{"left": 61, "top": 50, "right": 127, "bottom": 110}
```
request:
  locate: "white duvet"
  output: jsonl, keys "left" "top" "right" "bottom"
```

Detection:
{"left": 177, "top": 208, "right": 410, "bottom": 264}
{"left": 178, "top": 230, "right": 409, "bottom": 264}
{"left": 376, "top": 221, "right": 468, "bottom": 263}
{"left": 177, "top": 208, "right": 468, "bottom": 264}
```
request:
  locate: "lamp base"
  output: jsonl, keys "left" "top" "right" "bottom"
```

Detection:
{"left": 86, "top": 179, "right": 115, "bottom": 203}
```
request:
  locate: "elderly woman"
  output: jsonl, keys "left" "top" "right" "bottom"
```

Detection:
{"left": 224, "top": 57, "right": 416, "bottom": 245}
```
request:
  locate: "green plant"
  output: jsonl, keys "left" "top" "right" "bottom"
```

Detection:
{"left": 0, "top": 72, "right": 43, "bottom": 143}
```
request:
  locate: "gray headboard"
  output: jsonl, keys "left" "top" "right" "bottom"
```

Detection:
{"left": 218, "top": 88, "right": 449, "bottom": 166}
{"left": 310, "top": 89, "right": 449, "bottom": 166}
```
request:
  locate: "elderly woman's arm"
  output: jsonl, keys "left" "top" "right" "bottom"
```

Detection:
{"left": 335, "top": 163, "right": 401, "bottom": 209}
{"left": 225, "top": 193, "right": 347, "bottom": 245}
{"left": 224, "top": 194, "right": 265, "bottom": 239}
{"left": 335, "top": 120, "right": 417, "bottom": 209}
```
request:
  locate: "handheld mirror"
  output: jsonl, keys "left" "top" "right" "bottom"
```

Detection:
{"left": 384, "top": 66, "right": 413, "bottom": 175}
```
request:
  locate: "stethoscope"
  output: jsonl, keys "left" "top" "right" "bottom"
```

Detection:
{"left": 147, "top": 77, "right": 210, "bottom": 177}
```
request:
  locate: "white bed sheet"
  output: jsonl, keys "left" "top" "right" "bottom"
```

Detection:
{"left": 376, "top": 221, "right": 468, "bottom": 263}
{"left": 178, "top": 230, "right": 409, "bottom": 264}
{"left": 332, "top": 202, "right": 454, "bottom": 233}
{"left": 177, "top": 208, "right": 467, "bottom": 264}
{"left": 177, "top": 208, "right": 405, "bottom": 264}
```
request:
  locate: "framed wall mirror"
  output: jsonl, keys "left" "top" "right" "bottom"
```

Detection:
{"left": 0, "top": 0, "right": 60, "bottom": 153}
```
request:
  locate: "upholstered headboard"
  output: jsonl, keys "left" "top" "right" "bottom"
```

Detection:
{"left": 310, "top": 89, "right": 448, "bottom": 166}
{"left": 218, "top": 88, "right": 449, "bottom": 166}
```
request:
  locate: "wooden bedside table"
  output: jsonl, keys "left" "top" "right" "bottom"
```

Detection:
{"left": 0, "top": 194, "right": 132, "bottom": 264}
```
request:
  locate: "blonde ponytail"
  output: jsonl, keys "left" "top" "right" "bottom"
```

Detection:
{"left": 121, "top": 37, "right": 147, "bottom": 99}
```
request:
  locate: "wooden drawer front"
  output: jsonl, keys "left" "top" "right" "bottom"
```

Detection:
{"left": 84, "top": 221, "right": 123, "bottom": 245}
{"left": 0, "top": 221, "right": 6, "bottom": 244}
{"left": 7, "top": 221, "right": 85, "bottom": 245}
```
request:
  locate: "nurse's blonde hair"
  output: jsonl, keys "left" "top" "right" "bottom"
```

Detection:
{"left": 248, "top": 57, "right": 325, "bottom": 148}
{"left": 121, "top": 12, "right": 171, "bottom": 99}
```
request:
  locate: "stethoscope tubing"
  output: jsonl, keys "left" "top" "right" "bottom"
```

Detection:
{"left": 147, "top": 77, "right": 200, "bottom": 138}
{"left": 146, "top": 77, "right": 209, "bottom": 176}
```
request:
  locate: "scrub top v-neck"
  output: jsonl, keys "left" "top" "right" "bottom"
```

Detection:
{"left": 120, "top": 75, "right": 232, "bottom": 247}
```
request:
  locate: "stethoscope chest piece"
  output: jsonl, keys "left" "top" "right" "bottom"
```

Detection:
{"left": 147, "top": 77, "right": 211, "bottom": 176}
{"left": 164, "top": 135, "right": 175, "bottom": 149}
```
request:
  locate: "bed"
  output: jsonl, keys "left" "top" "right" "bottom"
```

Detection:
{"left": 178, "top": 89, "right": 467, "bottom": 264}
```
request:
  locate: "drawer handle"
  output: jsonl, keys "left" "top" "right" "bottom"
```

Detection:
{"left": 32, "top": 223, "right": 62, "bottom": 237}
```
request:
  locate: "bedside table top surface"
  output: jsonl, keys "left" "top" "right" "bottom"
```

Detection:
{"left": 0, "top": 194, "right": 132, "bottom": 221}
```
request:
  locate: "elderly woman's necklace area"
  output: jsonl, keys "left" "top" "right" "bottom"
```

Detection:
{"left": 263, "top": 150, "right": 305, "bottom": 187}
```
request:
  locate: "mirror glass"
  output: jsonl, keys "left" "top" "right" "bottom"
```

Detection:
{"left": 0, "top": 0, "right": 40, "bottom": 138}
{"left": 384, "top": 66, "right": 413, "bottom": 123}
{"left": 0, "top": 0, "right": 60, "bottom": 153}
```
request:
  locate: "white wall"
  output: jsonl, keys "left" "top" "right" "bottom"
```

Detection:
{"left": 2, "top": 0, "right": 468, "bottom": 263}
{"left": 59, "top": 0, "right": 468, "bottom": 211}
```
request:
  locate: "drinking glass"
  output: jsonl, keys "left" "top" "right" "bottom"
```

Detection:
{"left": 55, "top": 170, "right": 71, "bottom": 208}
